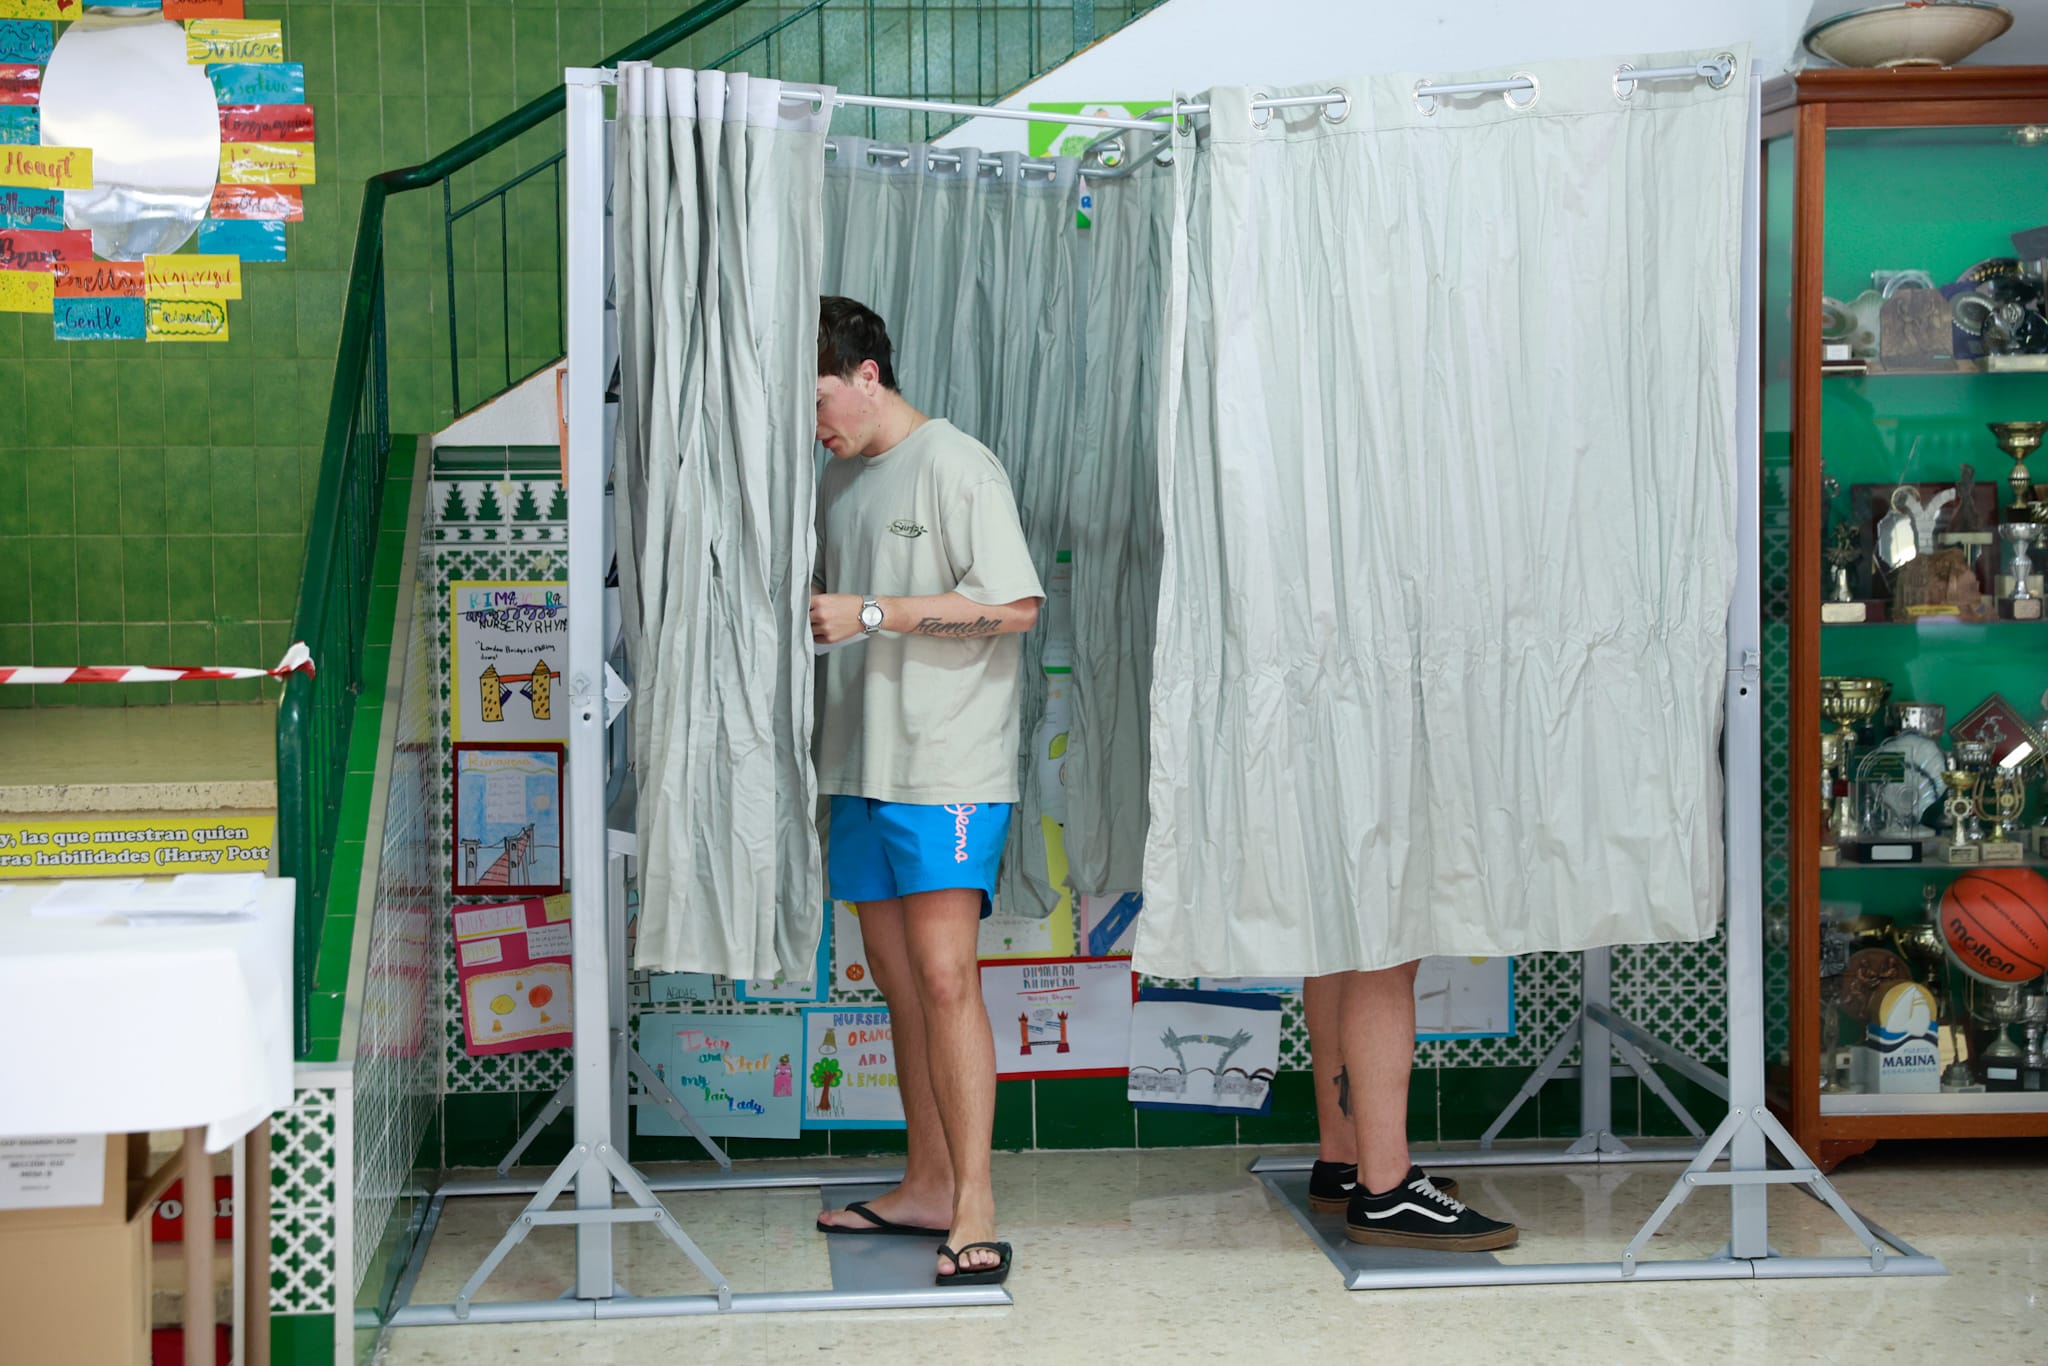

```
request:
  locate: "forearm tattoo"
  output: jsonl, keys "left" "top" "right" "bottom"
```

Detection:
{"left": 913, "top": 615, "right": 1004, "bottom": 639}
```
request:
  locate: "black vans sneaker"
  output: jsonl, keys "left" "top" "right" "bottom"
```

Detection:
{"left": 1344, "top": 1166, "right": 1518, "bottom": 1251}
{"left": 1309, "top": 1160, "right": 1459, "bottom": 1214}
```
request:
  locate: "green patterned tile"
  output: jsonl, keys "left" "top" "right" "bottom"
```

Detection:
{"left": 161, "top": 359, "right": 210, "bottom": 445}
{"left": 118, "top": 448, "right": 166, "bottom": 535}
{"left": 0, "top": 538, "right": 27, "bottom": 624}
{"left": 114, "top": 359, "right": 165, "bottom": 445}
{"left": 164, "top": 447, "right": 213, "bottom": 534}
{"left": 120, "top": 537, "right": 168, "bottom": 623}
{"left": 74, "top": 537, "right": 123, "bottom": 621}
{"left": 28, "top": 538, "right": 75, "bottom": 623}
{"left": 168, "top": 538, "right": 215, "bottom": 622}
{"left": 24, "top": 452, "right": 71, "bottom": 535}
{"left": 71, "top": 449, "right": 119, "bottom": 535}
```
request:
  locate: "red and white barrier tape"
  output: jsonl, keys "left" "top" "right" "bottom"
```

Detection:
{"left": 0, "top": 642, "right": 316, "bottom": 686}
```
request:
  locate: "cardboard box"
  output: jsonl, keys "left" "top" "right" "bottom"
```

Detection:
{"left": 0, "top": 1134, "right": 177, "bottom": 1366}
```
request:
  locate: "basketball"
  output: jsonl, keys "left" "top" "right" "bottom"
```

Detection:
{"left": 1940, "top": 868, "right": 2048, "bottom": 983}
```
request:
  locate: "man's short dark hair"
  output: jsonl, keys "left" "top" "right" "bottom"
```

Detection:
{"left": 818, "top": 295, "right": 899, "bottom": 391}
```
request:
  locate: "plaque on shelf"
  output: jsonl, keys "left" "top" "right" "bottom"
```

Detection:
{"left": 1951, "top": 694, "right": 2048, "bottom": 770}
{"left": 1880, "top": 288, "right": 1952, "bottom": 366}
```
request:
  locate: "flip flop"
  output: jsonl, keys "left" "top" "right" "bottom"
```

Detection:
{"left": 936, "top": 1240, "right": 1012, "bottom": 1286}
{"left": 815, "top": 1200, "right": 947, "bottom": 1238}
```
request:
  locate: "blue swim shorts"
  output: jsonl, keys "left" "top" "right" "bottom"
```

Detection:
{"left": 827, "top": 796, "right": 1014, "bottom": 919}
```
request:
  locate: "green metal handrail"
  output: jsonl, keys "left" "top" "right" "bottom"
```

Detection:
{"left": 277, "top": 0, "right": 758, "bottom": 1056}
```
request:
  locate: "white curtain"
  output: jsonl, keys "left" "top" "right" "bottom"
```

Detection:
{"left": 1138, "top": 52, "right": 1748, "bottom": 977}
{"left": 613, "top": 64, "right": 829, "bottom": 979}
{"left": 821, "top": 139, "right": 1083, "bottom": 918}
{"left": 1063, "top": 144, "right": 1174, "bottom": 897}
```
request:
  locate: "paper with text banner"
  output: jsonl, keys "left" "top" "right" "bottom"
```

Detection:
{"left": 220, "top": 139, "right": 314, "bottom": 185}
{"left": 206, "top": 61, "right": 301, "bottom": 104}
{"left": 144, "top": 253, "right": 241, "bottom": 299}
{"left": 0, "top": 141, "right": 86, "bottom": 187}
{"left": 982, "top": 956, "right": 1135, "bottom": 1081}
{"left": 145, "top": 295, "right": 228, "bottom": 342}
{"left": 0, "top": 265, "right": 50, "bottom": 311}
{"left": 0, "top": 816, "right": 273, "bottom": 880}
{"left": 454, "top": 896, "right": 571, "bottom": 1056}
{"left": 1127, "top": 988, "right": 1281, "bottom": 1116}
{"left": 185, "top": 18, "right": 281, "bottom": 64}
{"left": 801, "top": 1006, "right": 903, "bottom": 1129}
{"left": 0, "top": 187, "right": 59, "bottom": 232}
{"left": 637, "top": 1014, "right": 802, "bottom": 1140}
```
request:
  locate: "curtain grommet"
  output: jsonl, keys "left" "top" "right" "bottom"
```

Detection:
{"left": 1250, "top": 90, "right": 1272, "bottom": 130}
{"left": 1708, "top": 52, "right": 1737, "bottom": 89}
{"left": 1413, "top": 81, "right": 1438, "bottom": 117}
{"left": 1323, "top": 88, "right": 1352, "bottom": 124}
{"left": 1613, "top": 63, "right": 1638, "bottom": 102}
{"left": 1502, "top": 73, "right": 1539, "bottom": 111}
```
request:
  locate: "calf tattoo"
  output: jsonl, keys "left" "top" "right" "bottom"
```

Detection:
{"left": 1336, "top": 1066, "right": 1352, "bottom": 1118}
{"left": 913, "top": 615, "right": 1004, "bottom": 638}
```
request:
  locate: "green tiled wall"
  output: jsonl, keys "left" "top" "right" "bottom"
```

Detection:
{"left": 3, "top": 1, "right": 1113, "bottom": 705}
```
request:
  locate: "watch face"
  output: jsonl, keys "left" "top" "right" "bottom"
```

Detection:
{"left": 861, "top": 602, "right": 883, "bottom": 629}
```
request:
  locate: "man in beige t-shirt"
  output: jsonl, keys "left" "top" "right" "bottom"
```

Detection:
{"left": 807, "top": 297, "right": 1043, "bottom": 1287}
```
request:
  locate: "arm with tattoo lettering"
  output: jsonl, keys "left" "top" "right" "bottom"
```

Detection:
{"left": 807, "top": 591, "right": 1039, "bottom": 645}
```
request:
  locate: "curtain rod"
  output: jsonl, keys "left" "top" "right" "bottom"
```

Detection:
{"left": 823, "top": 138, "right": 1161, "bottom": 180}
{"left": 784, "top": 53, "right": 1736, "bottom": 132}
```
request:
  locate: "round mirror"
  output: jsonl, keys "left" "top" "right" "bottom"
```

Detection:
{"left": 40, "top": 14, "right": 220, "bottom": 260}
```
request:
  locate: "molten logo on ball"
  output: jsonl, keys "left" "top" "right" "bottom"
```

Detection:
{"left": 1945, "top": 915, "right": 2018, "bottom": 978}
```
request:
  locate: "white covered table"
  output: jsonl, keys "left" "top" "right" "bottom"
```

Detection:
{"left": 0, "top": 876, "right": 295, "bottom": 1366}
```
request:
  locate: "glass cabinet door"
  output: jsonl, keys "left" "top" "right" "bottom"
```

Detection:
{"left": 1811, "top": 121, "right": 2048, "bottom": 1119}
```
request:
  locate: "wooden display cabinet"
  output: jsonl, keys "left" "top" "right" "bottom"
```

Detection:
{"left": 1766, "top": 68, "right": 2048, "bottom": 1168}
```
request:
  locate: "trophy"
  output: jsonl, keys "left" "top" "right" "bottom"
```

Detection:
{"left": 1997, "top": 521, "right": 2044, "bottom": 619}
{"left": 1977, "top": 764, "right": 2028, "bottom": 863}
{"left": 1987, "top": 420, "right": 2048, "bottom": 511}
{"left": 1821, "top": 732, "right": 1848, "bottom": 864}
{"left": 1817, "top": 917, "right": 1853, "bottom": 1093}
{"left": 1957, "top": 740, "right": 1994, "bottom": 845}
{"left": 1821, "top": 678, "right": 1889, "bottom": 850}
{"left": 1940, "top": 766, "right": 1983, "bottom": 863}
{"left": 1973, "top": 979, "right": 2030, "bottom": 1088}
{"left": 2022, "top": 987, "right": 2048, "bottom": 1081}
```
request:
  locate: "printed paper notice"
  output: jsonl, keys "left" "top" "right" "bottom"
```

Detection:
{"left": 0, "top": 817, "right": 273, "bottom": 879}
{"left": 0, "top": 1136, "right": 103, "bottom": 1210}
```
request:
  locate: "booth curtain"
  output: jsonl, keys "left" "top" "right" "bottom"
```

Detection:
{"left": 613, "top": 63, "right": 829, "bottom": 979}
{"left": 1137, "top": 53, "right": 1749, "bottom": 976}
{"left": 821, "top": 139, "right": 1084, "bottom": 919}
{"left": 1062, "top": 145, "right": 1175, "bottom": 898}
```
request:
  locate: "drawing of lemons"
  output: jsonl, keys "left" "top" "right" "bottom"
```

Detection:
{"left": 490, "top": 993, "right": 516, "bottom": 1015}
{"left": 1048, "top": 733, "right": 1068, "bottom": 759}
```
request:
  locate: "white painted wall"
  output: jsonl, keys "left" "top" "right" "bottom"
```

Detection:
{"left": 940, "top": 0, "right": 2046, "bottom": 152}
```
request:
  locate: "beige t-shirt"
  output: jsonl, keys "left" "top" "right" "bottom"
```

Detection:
{"left": 814, "top": 419, "right": 1046, "bottom": 804}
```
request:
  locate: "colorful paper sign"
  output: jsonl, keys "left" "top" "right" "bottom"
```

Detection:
{"left": 734, "top": 913, "right": 831, "bottom": 1003}
{"left": 0, "top": 185, "right": 59, "bottom": 230}
{"left": 0, "top": 62, "right": 37, "bottom": 105}
{"left": 217, "top": 102, "right": 312, "bottom": 142}
{"left": 196, "top": 217, "right": 285, "bottom": 262}
{"left": 981, "top": 956, "right": 1135, "bottom": 1081}
{"left": 452, "top": 743, "right": 564, "bottom": 895}
{"left": 1126, "top": 988, "right": 1281, "bottom": 1116}
{"left": 165, "top": 0, "right": 243, "bottom": 17}
{"left": 205, "top": 61, "right": 301, "bottom": 104}
{"left": 800, "top": 1006, "right": 904, "bottom": 1129}
{"left": 0, "top": 816, "right": 273, "bottom": 878}
{"left": 144, "top": 295, "right": 228, "bottom": 341}
{"left": 0, "top": 142, "right": 88, "bottom": 188}
{"left": 453, "top": 896, "right": 572, "bottom": 1055}
{"left": 0, "top": 103, "right": 32, "bottom": 142}
{"left": 1078, "top": 891, "right": 1141, "bottom": 957}
{"left": 185, "top": 18, "right": 282, "bottom": 64}
{"left": 143, "top": 252, "right": 241, "bottom": 298}
{"left": 0, "top": 227, "right": 86, "bottom": 271}
{"left": 0, "top": 266, "right": 50, "bottom": 311}
{"left": 54, "top": 296, "right": 143, "bottom": 340}
{"left": 208, "top": 182, "right": 301, "bottom": 221}
{"left": 56, "top": 258, "right": 143, "bottom": 297}
{"left": 1413, "top": 956, "right": 1515, "bottom": 1040}
{"left": 637, "top": 1013, "right": 804, "bottom": 1140}
{"left": 0, "top": 0, "right": 58, "bottom": 19}
{"left": 0, "top": 20, "right": 52, "bottom": 65}
{"left": 219, "top": 140, "right": 314, "bottom": 185}
{"left": 831, "top": 898, "right": 869, "bottom": 988}
{"left": 449, "top": 581, "right": 568, "bottom": 742}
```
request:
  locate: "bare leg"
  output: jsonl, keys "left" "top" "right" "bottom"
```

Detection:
{"left": 815, "top": 899, "right": 954, "bottom": 1231}
{"left": 1341, "top": 962, "right": 1422, "bottom": 1195}
{"left": 1302, "top": 973, "right": 1356, "bottom": 1166}
{"left": 899, "top": 887, "right": 1002, "bottom": 1277}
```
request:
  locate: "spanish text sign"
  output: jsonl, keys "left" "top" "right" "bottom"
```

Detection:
{"left": 0, "top": 817, "right": 273, "bottom": 879}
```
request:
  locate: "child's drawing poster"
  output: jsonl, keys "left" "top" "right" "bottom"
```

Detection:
{"left": 451, "top": 743, "right": 562, "bottom": 894}
{"left": 636, "top": 1013, "right": 802, "bottom": 1140}
{"left": 453, "top": 896, "right": 571, "bottom": 1056}
{"left": 832, "top": 900, "right": 870, "bottom": 990}
{"left": 1414, "top": 956, "right": 1514, "bottom": 1040}
{"left": 980, "top": 956, "right": 1134, "bottom": 1080}
{"left": 449, "top": 581, "right": 568, "bottom": 742}
{"left": 800, "top": 1006, "right": 903, "bottom": 1129}
{"left": 735, "top": 914, "right": 830, "bottom": 1003}
{"left": 1126, "top": 988, "right": 1280, "bottom": 1116}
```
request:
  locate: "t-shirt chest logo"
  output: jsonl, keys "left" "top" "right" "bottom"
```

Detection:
{"left": 887, "top": 519, "right": 928, "bottom": 538}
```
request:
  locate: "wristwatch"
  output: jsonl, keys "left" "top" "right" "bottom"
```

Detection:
{"left": 859, "top": 597, "right": 884, "bottom": 635}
